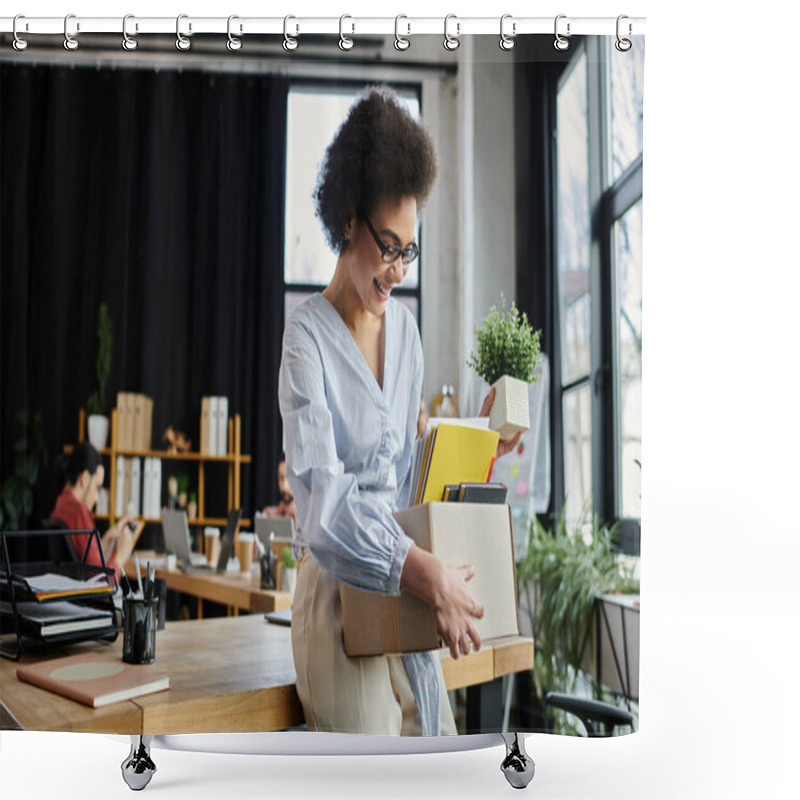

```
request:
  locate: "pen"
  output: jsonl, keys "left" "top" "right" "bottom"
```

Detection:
{"left": 135, "top": 555, "right": 144, "bottom": 599}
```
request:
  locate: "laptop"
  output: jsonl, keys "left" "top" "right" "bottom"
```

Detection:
{"left": 161, "top": 510, "right": 211, "bottom": 571}
{"left": 255, "top": 515, "right": 295, "bottom": 560}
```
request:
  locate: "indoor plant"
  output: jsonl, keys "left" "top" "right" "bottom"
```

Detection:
{"left": 516, "top": 504, "right": 639, "bottom": 730}
{"left": 280, "top": 546, "right": 297, "bottom": 593}
{"left": 467, "top": 294, "right": 542, "bottom": 440}
{"left": 86, "top": 301, "right": 113, "bottom": 450}
{"left": 0, "top": 410, "right": 48, "bottom": 532}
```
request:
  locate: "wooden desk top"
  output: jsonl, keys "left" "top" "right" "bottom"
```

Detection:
{"left": 125, "top": 556, "right": 293, "bottom": 614}
{"left": 1, "top": 615, "right": 533, "bottom": 736}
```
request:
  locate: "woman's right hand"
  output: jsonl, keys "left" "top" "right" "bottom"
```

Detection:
{"left": 400, "top": 545, "right": 484, "bottom": 659}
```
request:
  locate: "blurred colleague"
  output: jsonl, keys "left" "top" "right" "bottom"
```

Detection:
{"left": 51, "top": 441, "right": 136, "bottom": 582}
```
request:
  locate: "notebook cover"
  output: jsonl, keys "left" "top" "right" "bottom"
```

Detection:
{"left": 16, "top": 652, "right": 169, "bottom": 708}
{"left": 420, "top": 424, "right": 499, "bottom": 504}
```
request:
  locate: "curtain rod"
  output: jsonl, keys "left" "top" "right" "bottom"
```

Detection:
{"left": 1, "top": 15, "right": 646, "bottom": 44}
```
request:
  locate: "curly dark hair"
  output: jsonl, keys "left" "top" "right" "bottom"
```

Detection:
{"left": 314, "top": 86, "right": 438, "bottom": 253}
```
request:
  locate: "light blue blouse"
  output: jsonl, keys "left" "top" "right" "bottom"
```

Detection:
{"left": 278, "top": 293, "right": 441, "bottom": 735}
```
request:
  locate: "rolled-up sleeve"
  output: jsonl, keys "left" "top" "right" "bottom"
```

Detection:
{"left": 278, "top": 320, "right": 412, "bottom": 595}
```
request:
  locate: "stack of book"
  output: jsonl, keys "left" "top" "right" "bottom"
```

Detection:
{"left": 199, "top": 395, "right": 229, "bottom": 456}
{"left": 116, "top": 392, "right": 153, "bottom": 452}
{"left": 408, "top": 418, "right": 500, "bottom": 506}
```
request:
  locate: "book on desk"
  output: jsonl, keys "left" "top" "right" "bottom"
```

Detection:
{"left": 16, "top": 652, "right": 169, "bottom": 708}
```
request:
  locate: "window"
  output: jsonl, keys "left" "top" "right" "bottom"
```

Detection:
{"left": 284, "top": 85, "right": 422, "bottom": 326}
{"left": 555, "top": 38, "right": 643, "bottom": 548}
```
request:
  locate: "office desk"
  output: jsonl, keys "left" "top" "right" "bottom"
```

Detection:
{"left": 125, "top": 555, "right": 292, "bottom": 617}
{"left": 1, "top": 615, "right": 533, "bottom": 735}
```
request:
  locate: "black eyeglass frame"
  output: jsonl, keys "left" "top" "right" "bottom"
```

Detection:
{"left": 363, "top": 215, "right": 420, "bottom": 265}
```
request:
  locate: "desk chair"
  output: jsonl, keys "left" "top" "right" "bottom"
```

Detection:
{"left": 545, "top": 692, "right": 634, "bottom": 737}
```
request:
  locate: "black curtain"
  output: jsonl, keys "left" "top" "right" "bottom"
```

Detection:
{"left": 1, "top": 62, "right": 288, "bottom": 532}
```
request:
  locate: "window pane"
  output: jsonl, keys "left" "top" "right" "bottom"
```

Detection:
{"left": 609, "top": 38, "right": 645, "bottom": 182}
{"left": 614, "top": 200, "right": 642, "bottom": 519}
{"left": 557, "top": 55, "right": 591, "bottom": 384}
{"left": 562, "top": 383, "right": 592, "bottom": 523}
{"left": 285, "top": 88, "right": 420, "bottom": 289}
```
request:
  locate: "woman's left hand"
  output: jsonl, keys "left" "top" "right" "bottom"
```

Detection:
{"left": 479, "top": 387, "right": 523, "bottom": 459}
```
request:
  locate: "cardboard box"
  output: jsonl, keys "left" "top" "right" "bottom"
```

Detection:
{"left": 340, "top": 502, "right": 519, "bottom": 656}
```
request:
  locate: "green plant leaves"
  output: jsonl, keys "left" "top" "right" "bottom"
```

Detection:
{"left": 467, "top": 294, "right": 542, "bottom": 385}
{"left": 516, "top": 503, "right": 640, "bottom": 704}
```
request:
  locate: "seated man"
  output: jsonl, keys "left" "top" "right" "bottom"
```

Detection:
{"left": 262, "top": 453, "right": 295, "bottom": 521}
{"left": 51, "top": 442, "right": 136, "bottom": 582}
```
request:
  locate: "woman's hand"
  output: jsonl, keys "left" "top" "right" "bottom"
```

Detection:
{"left": 479, "top": 387, "right": 523, "bottom": 458}
{"left": 400, "top": 545, "right": 484, "bottom": 659}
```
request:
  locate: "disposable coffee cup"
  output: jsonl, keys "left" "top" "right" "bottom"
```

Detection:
{"left": 122, "top": 597, "right": 157, "bottom": 664}
{"left": 237, "top": 532, "right": 255, "bottom": 573}
{"left": 204, "top": 527, "right": 220, "bottom": 566}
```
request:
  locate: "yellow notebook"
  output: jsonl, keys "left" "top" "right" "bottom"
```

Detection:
{"left": 419, "top": 423, "right": 499, "bottom": 504}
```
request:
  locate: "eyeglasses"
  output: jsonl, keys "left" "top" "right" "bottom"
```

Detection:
{"left": 363, "top": 216, "right": 419, "bottom": 265}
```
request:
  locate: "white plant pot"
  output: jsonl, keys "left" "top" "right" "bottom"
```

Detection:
{"left": 489, "top": 375, "right": 530, "bottom": 441}
{"left": 87, "top": 414, "right": 110, "bottom": 450}
{"left": 282, "top": 566, "right": 297, "bottom": 594}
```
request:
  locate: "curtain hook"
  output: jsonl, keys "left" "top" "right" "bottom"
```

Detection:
{"left": 176, "top": 13, "right": 191, "bottom": 51}
{"left": 394, "top": 15, "right": 410, "bottom": 51}
{"left": 122, "top": 15, "right": 138, "bottom": 51}
{"left": 283, "top": 15, "right": 299, "bottom": 51}
{"left": 227, "top": 15, "right": 242, "bottom": 51}
{"left": 615, "top": 15, "right": 632, "bottom": 52}
{"left": 499, "top": 14, "right": 516, "bottom": 51}
{"left": 443, "top": 14, "right": 460, "bottom": 51}
{"left": 554, "top": 14, "right": 570, "bottom": 51}
{"left": 339, "top": 15, "right": 354, "bottom": 50}
{"left": 12, "top": 15, "right": 28, "bottom": 51}
{"left": 64, "top": 13, "right": 79, "bottom": 51}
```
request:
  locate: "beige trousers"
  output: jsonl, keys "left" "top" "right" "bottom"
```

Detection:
{"left": 292, "top": 550, "right": 456, "bottom": 736}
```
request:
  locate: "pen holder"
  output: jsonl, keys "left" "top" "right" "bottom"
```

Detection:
{"left": 122, "top": 596, "right": 158, "bottom": 664}
{"left": 259, "top": 552, "right": 275, "bottom": 590}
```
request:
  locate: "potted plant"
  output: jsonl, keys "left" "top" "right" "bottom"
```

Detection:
{"left": 176, "top": 473, "right": 190, "bottom": 510}
{"left": 516, "top": 505, "right": 639, "bottom": 732}
{"left": 467, "top": 294, "right": 542, "bottom": 440}
{"left": 86, "top": 301, "right": 113, "bottom": 450}
{"left": 280, "top": 546, "right": 297, "bottom": 593}
{"left": 0, "top": 410, "right": 48, "bottom": 531}
{"left": 187, "top": 491, "right": 198, "bottom": 520}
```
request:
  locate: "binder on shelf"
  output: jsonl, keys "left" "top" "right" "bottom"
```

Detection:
{"left": 142, "top": 395, "right": 153, "bottom": 451}
{"left": 209, "top": 396, "right": 220, "bottom": 456}
{"left": 218, "top": 396, "right": 229, "bottom": 455}
{"left": 200, "top": 396, "right": 211, "bottom": 455}
{"left": 132, "top": 394, "right": 144, "bottom": 452}
{"left": 122, "top": 458, "right": 132, "bottom": 515}
{"left": 129, "top": 457, "right": 141, "bottom": 516}
{"left": 115, "top": 454, "right": 126, "bottom": 516}
{"left": 132, "top": 394, "right": 153, "bottom": 451}
{"left": 152, "top": 458, "right": 162, "bottom": 517}
{"left": 142, "top": 458, "right": 153, "bottom": 518}
{"left": 116, "top": 391, "right": 128, "bottom": 450}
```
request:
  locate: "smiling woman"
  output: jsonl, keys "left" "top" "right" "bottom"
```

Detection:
{"left": 278, "top": 86, "right": 489, "bottom": 738}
